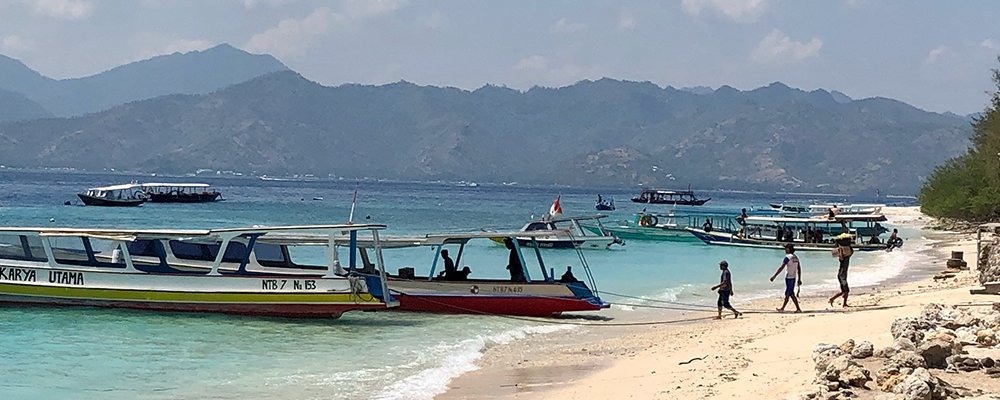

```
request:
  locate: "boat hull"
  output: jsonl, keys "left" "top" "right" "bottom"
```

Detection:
{"left": 685, "top": 228, "right": 889, "bottom": 252}
{"left": 583, "top": 224, "right": 694, "bottom": 241}
{"left": 630, "top": 198, "right": 710, "bottom": 205}
{"left": 0, "top": 265, "right": 387, "bottom": 318}
{"left": 389, "top": 279, "right": 606, "bottom": 316}
{"left": 490, "top": 236, "right": 619, "bottom": 249}
{"left": 147, "top": 192, "right": 221, "bottom": 203}
{"left": 77, "top": 194, "right": 145, "bottom": 207}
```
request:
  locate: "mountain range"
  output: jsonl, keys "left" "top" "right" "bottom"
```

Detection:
{"left": 0, "top": 53, "right": 972, "bottom": 193}
{"left": 0, "top": 44, "right": 287, "bottom": 117}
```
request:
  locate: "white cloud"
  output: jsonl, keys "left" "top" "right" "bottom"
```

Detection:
{"left": 681, "top": 0, "right": 768, "bottom": 22}
{"left": 242, "top": 0, "right": 293, "bottom": 9}
{"left": 751, "top": 29, "right": 822, "bottom": 64}
{"left": 0, "top": 34, "right": 31, "bottom": 54}
{"left": 618, "top": 10, "right": 636, "bottom": 30}
{"left": 550, "top": 17, "right": 587, "bottom": 35}
{"left": 924, "top": 45, "right": 950, "bottom": 64}
{"left": 423, "top": 10, "right": 445, "bottom": 29}
{"left": 25, "top": 0, "right": 94, "bottom": 20}
{"left": 340, "top": 0, "right": 406, "bottom": 18}
{"left": 514, "top": 55, "right": 548, "bottom": 71}
{"left": 244, "top": 7, "right": 337, "bottom": 58}
{"left": 982, "top": 39, "right": 999, "bottom": 51}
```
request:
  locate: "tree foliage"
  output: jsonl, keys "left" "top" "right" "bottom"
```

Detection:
{"left": 920, "top": 58, "right": 1000, "bottom": 220}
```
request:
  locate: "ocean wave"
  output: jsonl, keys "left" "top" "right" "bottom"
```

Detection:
{"left": 373, "top": 324, "right": 573, "bottom": 400}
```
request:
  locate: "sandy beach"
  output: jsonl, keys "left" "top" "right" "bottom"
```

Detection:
{"left": 438, "top": 207, "right": 999, "bottom": 399}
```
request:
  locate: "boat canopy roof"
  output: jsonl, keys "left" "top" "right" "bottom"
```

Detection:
{"left": 639, "top": 189, "right": 695, "bottom": 195}
{"left": 0, "top": 224, "right": 387, "bottom": 242}
{"left": 548, "top": 214, "right": 608, "bottom": 223}
{"left": 141, "top": 183, "right": 211, "bottom": 188}
{"left": 744, "top": 214, "right": 887, "bottom": 223}
{"left": 88, "top": 183, "right": 142, "bottom": 191}
{"left": 338, "top": 230, "right": 574, "bottom": 249}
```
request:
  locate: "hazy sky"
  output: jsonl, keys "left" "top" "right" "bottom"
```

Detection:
{"left": 0, "top": 0, "right": 997, "bottom": 114}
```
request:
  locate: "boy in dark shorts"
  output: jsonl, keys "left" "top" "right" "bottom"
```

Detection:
{"left": 711, "top": 260, "right": 742, "bottom": 319}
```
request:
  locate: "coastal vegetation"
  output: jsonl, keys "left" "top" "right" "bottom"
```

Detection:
{"left": 919, "top": 59, "right": 1000, "bottom": 220}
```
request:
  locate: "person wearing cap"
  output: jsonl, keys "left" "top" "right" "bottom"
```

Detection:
{"left": 769, "top": 243, "right": 802, "bottom": 313}
{"left": 710, "top": 260, "right": 742, "bottom": 319}
{"left": 829, "top": 235, "right": 855, "bottom": 307}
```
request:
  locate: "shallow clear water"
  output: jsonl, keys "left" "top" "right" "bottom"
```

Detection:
{"left": 0, "top": 170, "right": 921, "bottom": 399}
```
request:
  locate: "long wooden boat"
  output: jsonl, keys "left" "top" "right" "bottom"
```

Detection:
{"left": 351, "top": 231, "right": 609, "bottom": 317}
{"left": 685, "top": 214, "right": 893, "bottom": 251}
{"left": 77, "top": 183, "right": 146, "bottom": 207}
{"left": 631, "top": 189, "right": 709, "bottom": 205}
{"left": 141, "top": 183, "right": 222, "bottom": 203}
{"left": 0, "top": 224, "right": 397, "bottom": 317}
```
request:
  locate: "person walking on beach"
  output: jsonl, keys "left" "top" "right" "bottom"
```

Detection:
{"left": 828, "top": 235, "right": 854, "bottom": 307}
{"left": 770, "top": 244, "right": 802, "bottom": 313}
{"left": 710, "top": 260, "right": 742, "bottom": 319}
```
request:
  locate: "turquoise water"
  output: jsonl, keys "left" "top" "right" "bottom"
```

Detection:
{"left": 0, "top": 170, "right": 922, "bottom": 399}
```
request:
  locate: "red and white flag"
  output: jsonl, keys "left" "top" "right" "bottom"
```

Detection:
{"left": 549, "top": 195, "right": 563, "bottom": 217}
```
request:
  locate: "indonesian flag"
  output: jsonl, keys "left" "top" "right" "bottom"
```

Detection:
{"left": 549, "top": 195, "right": 563, "bottom": 217}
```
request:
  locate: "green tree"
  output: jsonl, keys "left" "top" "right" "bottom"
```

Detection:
{"left": 920, "top": 58, "right": 1000, "bottom": 220}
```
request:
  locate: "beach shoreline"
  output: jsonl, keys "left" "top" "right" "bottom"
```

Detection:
{"left": 436, "top": 207, "right": 988, "bottom": 399}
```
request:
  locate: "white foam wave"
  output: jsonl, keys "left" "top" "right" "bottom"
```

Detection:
{"left": 373, "top": 324, "right": 573, "bottom": 400}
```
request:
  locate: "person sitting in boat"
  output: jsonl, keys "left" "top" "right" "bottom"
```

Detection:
{"left": 703, "top": 218, "right": 713, "bottom": 233}
{"left": 454, "top": 266, "right": 472, "bottom": 281}
{"left": 437, "top": 249, "right": 458, "bottom": 280}
{"left": 560, "top": 266, "right": 579, "bottom": 283}
{"left": 504, "top": 238, "right": 526, "bottom": 282}
{"left": 784, "top": 228, "right": 794, "bottom": 242}
{"left": 814, "top": 228, "right": 824, "bottom": 243}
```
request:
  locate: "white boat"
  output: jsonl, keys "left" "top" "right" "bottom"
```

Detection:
{"left": 0, "top": 224, "right": 397, "bottom": 317}
{"left": 491, "top": 215, "right": 624, "bottom": 249}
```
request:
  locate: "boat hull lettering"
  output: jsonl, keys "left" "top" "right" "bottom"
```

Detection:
{"left": 0, "top": 267, "right": 37, "bottom": 283}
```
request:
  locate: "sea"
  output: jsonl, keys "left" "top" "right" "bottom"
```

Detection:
{"left": 0, "top": 170, "right": 928, "bottom": 400}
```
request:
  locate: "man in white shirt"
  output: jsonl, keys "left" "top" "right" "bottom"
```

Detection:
{"left": 770, "top": 244, "right": 802, "bottom": 312}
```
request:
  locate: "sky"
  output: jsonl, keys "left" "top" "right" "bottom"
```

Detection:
{"left": 0, "top": 0, "right": 997, "bottom": 114}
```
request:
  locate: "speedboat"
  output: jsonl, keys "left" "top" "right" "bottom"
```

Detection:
{"left": 0, "top": 224, "right": 397, "bottom": 317}
{"left": 492, "top": 214, "right": 624, "bottom": 249}
{"left": 77, "top": 183, "right": 146, "bottom": 206}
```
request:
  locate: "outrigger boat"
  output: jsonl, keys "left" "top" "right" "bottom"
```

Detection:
{"left": 769, "top": 203, "right": 885, "bottom": 216}
{"left": 343, "top": 231, "right": 609, "bottom": 317}
{"left": 77, "top": 183, "right": 146, "bottom": 207}
{"left": 581, "top": 212, "right": 696, "bottom": 241}
{"left": 141, "top": 183, "right": 222, "bottom": 203}
{"left": 631, "top": 189, "right": 710, "bottom": 205}
{"left": 491, "top": 214, "right": 624, "bottom": 249}
{"left": 685, "top": 214, "right": 893, "bottom": 251}
{"left": 0, "top": 224, "right": 396, "bottom": 317}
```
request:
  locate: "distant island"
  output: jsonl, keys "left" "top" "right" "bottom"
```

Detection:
{"left": 0, "top": 44, "right": 973, "bottom": 194}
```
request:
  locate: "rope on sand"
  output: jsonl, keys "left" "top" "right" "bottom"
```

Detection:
{"left": 678, "top": 355, "right": 709, "bottom": 365}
